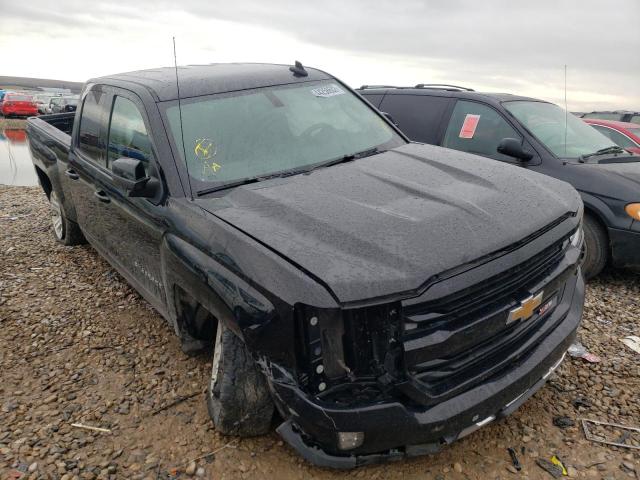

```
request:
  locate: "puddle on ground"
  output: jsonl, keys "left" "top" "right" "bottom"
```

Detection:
{"left": 0, "top": 129, "right": 39, "bottom": 186}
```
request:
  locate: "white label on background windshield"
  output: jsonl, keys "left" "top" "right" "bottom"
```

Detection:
{"left": 311, "top": 84, "right": 345, "bottom": 98}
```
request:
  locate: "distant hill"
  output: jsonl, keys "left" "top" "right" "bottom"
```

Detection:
{"left": 0, "top": 76, "right": 83, "bottom": 93}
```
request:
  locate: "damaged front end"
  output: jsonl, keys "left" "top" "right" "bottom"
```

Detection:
{"left": 258, "top": 221, "right": 584, "bottom": 469}
{"left": 294, "top": 303, "right": 404, "bottom": 404}
{"left": 263, "top": 302, "right": 409, "bottom": 462}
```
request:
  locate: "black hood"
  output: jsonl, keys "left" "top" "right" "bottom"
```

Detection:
{"left": 200, "top": 143, "right": 581, "bottom": 304}
{"left": 576, "top": 158, "right": 640, "bottom": 202}
{"left": 583, "top": 159, "right": 640, "bottom": 183}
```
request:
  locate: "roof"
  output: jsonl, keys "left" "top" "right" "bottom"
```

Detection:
{"left": 357, "top": 86, "right": 543, "bottom": 104}
{"left": 89, "top": 63, "right": 332, "bottom": 102}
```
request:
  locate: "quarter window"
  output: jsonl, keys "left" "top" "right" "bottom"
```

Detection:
{"left": 107, "top": 96, "right": 152, "bottom": 166}
{"left": 78, "top": 88, "right": 107, "bottom": 167}
{"left": 442, "top": 100, "right": 522, "bottom": 161}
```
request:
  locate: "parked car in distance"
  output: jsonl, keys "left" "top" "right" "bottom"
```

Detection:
{"left": 0, "top": 90, "right": 11, "bottom": 115}
{"left": 584, "top": 119, "right": 640, "bottom": 154}
{"left": 581, "top": 110, "right": 640, "bottom": 125}
{"left": 1, "top": 92, "right": 38, "bottom": 117}
{"left": 50, "top": 95, "right": 79, "bottom": 113}
{"left": 358, "top": 84, "right": 640, "bottom": 279}
{"left": 27, "top": 64, "right": 584, "bottom": 468}
{"left": 47, "top": 96, "right": 64, "bottom": 114}
{"left": 33, "top": 94, "right": 55, "bottom": 114}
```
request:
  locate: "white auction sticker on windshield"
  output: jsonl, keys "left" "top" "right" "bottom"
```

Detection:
{"left": 311, "top": 84, "right": 345, "bottom": 98}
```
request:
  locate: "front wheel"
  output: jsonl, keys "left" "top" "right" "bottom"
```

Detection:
{"left": 206, "top": 321, "right": 274, "bottom": 436}
{"left": 49, "top": 191, "right": 85, "bottom": 246}
{"left": 582, "top": 214, "right": 608, "bottom": 279}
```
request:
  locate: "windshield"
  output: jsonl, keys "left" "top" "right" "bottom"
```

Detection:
{"left": 504, "top": 101, "right": 618, "bottom": 158}
{"left": 163, "top": 80, "right": 404, "bottom": 190}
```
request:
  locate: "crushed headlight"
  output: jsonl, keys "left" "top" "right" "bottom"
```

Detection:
{"left": 337, "top": 431, "right": 365, "bottom": 450}
{"left": 625, "top": 203, "right": 640, "bottom": 221}
{"left": 570, "top": 226, "right": 583, "bottom": 248}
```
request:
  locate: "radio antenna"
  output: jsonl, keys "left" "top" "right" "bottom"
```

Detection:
{"left": 173, "top": 36, "right": 193, "bottom": 199}
{"left": 564, "top": 64, "right": 568, "bottom": 157}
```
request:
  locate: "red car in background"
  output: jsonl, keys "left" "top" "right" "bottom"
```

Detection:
{"left": 584, "top": 119, "right": 640, "bottom": 154}
{"left": 1, "top": 93, "right": 38, "bottom": 118}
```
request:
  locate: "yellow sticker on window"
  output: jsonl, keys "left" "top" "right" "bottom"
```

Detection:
{"left": 194, "top": 138, "right": 216, "bottom": 160}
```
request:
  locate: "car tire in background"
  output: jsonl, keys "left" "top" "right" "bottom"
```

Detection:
{"left": 49, "top": 191, "right": 85, "bottom": 246}
{"left": 207, "top": 321, "right": 274, "bottom": 436}
{"left": 582, "top": 214, "right": 608, "bottom": 279}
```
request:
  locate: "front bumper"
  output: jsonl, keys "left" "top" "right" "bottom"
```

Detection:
{"left": 609, "top": 227, "right": 640, "bottom": 269}
{"left": 272, "top": 271, "right": 584, "bottom": 469}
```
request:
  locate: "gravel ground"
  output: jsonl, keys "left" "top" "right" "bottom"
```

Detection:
{"left": 0, "top": 185, "right": 638, "bottom": 480}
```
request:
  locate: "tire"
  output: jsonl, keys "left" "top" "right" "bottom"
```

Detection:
{"left": 582, "top": 214, "right": 608, "bottom": 279}
{"left": 207, "top": 321, "right": 274, "bottom": 436}
{"left": 49, "top": 191, "right": 85, "bottom": 246}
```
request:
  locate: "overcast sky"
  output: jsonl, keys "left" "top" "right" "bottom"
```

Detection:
{"left": 1, "top": 0, "right": 638, "bottom": 111}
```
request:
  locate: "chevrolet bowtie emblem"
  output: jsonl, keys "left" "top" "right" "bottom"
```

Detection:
{"left": 507, "top": 291, "right": 543, "bottom": 324}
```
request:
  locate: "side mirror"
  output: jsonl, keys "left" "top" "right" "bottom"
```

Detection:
{"left": 111, "top": 157, "right": 159, "bottom": 198}
{"left": 497, "top": 138, "right": 534, "bottom": 162}
{"left": 382, "top": 112, "right": 398, "bottom": 126}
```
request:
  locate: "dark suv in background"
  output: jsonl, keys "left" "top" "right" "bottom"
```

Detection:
{"left": 358, "top": 84, "right": 640, "bottom": 279}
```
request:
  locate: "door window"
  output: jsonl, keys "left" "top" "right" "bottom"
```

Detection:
{"left": 442, "top": 100, "right": 522, "bottom": 161}
{"left": 629, "top": 115, "right": 640, "bottom": 125}
{"left": 107, "top": 96, "right": 152, "bottom": 167}
{"left": 78, "top": 88, "right": 107, "bottom": 167}
{"left": 379, "top": 94, "right": 451, "bottom": 144}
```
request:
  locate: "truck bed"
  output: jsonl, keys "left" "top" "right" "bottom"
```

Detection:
{"left": 26, "top": 113, "right": 75, "bottom": 202}
{"left": 27, "top": 112, "right": 75, "bottom": 147}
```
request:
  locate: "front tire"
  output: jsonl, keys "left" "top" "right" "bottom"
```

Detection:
{"left": 49, "top": 191, "right": 85, "bottom": 246}
{"left": 206, "top": 321, "right": 274, "bottom": 436}
{"left": 582, "top": 214, "right": 608, "bottom": 279}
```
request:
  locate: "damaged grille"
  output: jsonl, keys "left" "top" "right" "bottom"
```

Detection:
{"left": 400, "top": 232, "right": 571, "bottom": 405}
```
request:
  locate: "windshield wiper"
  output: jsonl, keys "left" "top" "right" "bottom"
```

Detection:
{"left": 580, "top": 145, "right": 626, "bottom": 162}
{"left": 196, "top": 148, "right": 385, "bottom": 196}
{"left": 196, "top": 168, "right": 307, "bottom": 196}
{"left": 309, "top": 147, "right": 384, "bottom": 172}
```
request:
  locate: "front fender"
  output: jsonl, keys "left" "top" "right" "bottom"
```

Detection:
{"left": 579, "top": 191, "right": 632, "bottom": 231}
{"left": 160, "top": 234, "right": 285, "bottom": 353}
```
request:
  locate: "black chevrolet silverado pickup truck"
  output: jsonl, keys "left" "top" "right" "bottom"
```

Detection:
{"left": 27, "top": 62, "right": 585, "bottom": 468}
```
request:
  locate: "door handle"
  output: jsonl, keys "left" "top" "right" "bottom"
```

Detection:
{"left": 94, "top": 190, "right": 111, "bottom": 203}
{"left": 65, "top": 169, "right": 79, "bottom": 180}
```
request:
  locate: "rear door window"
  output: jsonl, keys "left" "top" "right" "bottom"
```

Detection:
{"left": 78, "top": 88, "right": 108, "bottom": 167}
{"left": 107, "top": 96, "right": 152, "bottom": 167}
{"left": 442, "top": 100, "right": 522, "bottom": 161}
{"left": 378, "top": 94, "right": 452, "bottom": 144}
